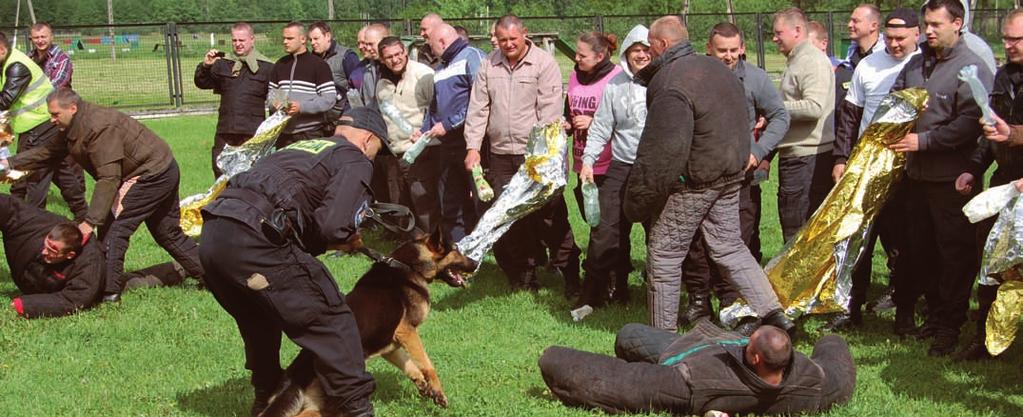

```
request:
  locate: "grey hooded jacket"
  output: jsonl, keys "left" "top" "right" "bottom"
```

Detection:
{"left": 583, "top": 25, "right": 649, "bottom": 166}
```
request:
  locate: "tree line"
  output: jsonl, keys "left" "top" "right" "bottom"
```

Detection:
{"left": 0, "top": 0, "right": 1009, "bottom": 28}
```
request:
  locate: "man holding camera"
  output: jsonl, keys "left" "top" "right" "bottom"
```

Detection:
{"left": 195, "top": 22, "right": 274, "bottom": 178}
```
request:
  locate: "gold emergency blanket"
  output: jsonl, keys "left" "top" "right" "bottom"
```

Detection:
{"left": 454, "top": 120, "right": 567, "bottom": 268}
{"left": 962, "top": 182, "right": 1023, "bottom": 355}
{"left": 179, "top": 111, "right": 291, "bottom": 237}
{"left": 720, "top": 88, "right": 928, "bottom": 326}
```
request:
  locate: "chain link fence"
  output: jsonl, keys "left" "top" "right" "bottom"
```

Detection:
{"left": 0, "top": 9, "right": 1009, "bottom": 114}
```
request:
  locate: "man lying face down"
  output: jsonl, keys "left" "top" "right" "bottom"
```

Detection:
{"left": 539, "top": 320, "right": 856, "bottom": 415}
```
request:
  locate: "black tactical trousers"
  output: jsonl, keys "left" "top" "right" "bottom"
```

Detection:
{"left": 199, "top": 215, "right": 376, "bottom": 404}
{"left": 11, "top": 121, "right": 88, "bottom": 221}
{"left": 99, "top": 160, "right": 204, "bottom": 294}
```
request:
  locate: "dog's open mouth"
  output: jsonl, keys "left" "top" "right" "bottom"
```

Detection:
{"left": 443, "top": 269, "right": 468, "bottom": 288}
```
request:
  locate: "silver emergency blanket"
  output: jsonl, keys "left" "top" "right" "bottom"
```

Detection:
{"left": 963, "top": 183, "right": 1023, "bottom": 355}
{"left": 179, "top": 111, "right": 291, "bottom": 237}
{"left": 454, "top": 120, "right": 568, "bottom": 269}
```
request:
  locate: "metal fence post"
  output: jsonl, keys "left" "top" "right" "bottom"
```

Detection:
{"left": 163, "top": 23, "right": 177, "bottom": 107}
{"left": 826, "top": 11, "right": 835, "bottom": 59}
{"left": 595, "top": 15, "right": 604, "bottom": 35}
{"left": 755, "top": 13, "right": 765, "bottom": 70}
{"left": 167, "top": 22, "right": 184, "bottom": 108}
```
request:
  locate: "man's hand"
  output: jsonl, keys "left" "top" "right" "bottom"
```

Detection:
{"left": 889, "top": 133, "right": 919, "bottom": 152}
{"left": 747, "top": 154, "right": 758, "bottom": 170}
{"left": 982, "top": 113, "right": 1011, "bottom": 142}
{"left": 579, "top": 164, "right": 595, "bottom": 184}
{"left": 755, "top": 116, "right": 767, "bottom": 131}
{"left": 286, "top": 101, "right": 301, "bottom": 115}
{"left": 756, "top": 159, "right": 771, "bottom": 173}
{"left": 203, "top": 49, "right": 221, "bottom": 67}
{"left": 427, "top": 122, "right": 447, "bottom": 138}
{"left": 832, "top": 163, "right": 846, "bottom": 183}
{"left": 77, "top": 222, "right": 94, "bottom": 239}
{"left": 955, "top": 172, "right": 975, "bottom": 195}
{"left": 0, "top": 158, "right": 9, "bottom": 171}
{"left": 465, "top": 149, "right": 481, "bottom": 171}
{"left": 572, "top": 115, "right": 593, "bottom": 131}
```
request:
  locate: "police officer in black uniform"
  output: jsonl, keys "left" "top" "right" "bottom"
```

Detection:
{"left": 198, "top": 107, "right": 385, "bottom": 417}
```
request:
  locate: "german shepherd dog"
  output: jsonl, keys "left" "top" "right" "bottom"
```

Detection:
{"left": 258, "top": 229, "right": 477, "bottom": 417}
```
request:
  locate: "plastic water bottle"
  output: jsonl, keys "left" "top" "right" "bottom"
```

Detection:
{"left": 347, "top": 89, "right": 364, "bottom": 108}
{"left": 402, "top": 133, "right": 433, "bottom": 165}
{"left": 571, "top": 305, "right": 594, "bottom": 321}
{"left": 472, "top": 165, "right": 494, "bottom": 202}
{"left": 581, "top": 181, "right": 600, "bottom": 227}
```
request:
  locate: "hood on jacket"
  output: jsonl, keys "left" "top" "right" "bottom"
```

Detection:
{"left": 619, "top": 25, "right": 650, "bottom": 78}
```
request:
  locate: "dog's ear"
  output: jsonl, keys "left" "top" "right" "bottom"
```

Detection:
{"left": 426, "top": 228, "right": 446, "bottom": 253}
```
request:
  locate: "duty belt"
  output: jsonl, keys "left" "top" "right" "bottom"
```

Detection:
{"left": 219, "top": 187, "right": 302, "bottom": 248}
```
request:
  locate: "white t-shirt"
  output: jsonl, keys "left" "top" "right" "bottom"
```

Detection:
{"left": 844, "top": 47, "right": 922, "bottom": 136}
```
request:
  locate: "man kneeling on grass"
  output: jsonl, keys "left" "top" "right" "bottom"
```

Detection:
{"left": 2, "top": 193, "right": 189, "bottom": 318}
{"left": 539, "top": 320, "right": 856, "bottom": 415}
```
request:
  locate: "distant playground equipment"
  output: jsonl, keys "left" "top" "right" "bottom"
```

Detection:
{"left": 66, "top": 34, "right": 141, "bottom": 54}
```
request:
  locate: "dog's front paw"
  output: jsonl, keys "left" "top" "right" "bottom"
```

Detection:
{"left": 429, "top": 389, "right": 448, "bottom": 407}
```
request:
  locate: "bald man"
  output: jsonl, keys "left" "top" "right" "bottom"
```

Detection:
{"left": 415, "top": 23, "right": 487, "bottom": 242}
{"left": 539, "top": 321, "right": 856, "bottom": 415}
{"left": 627, "top": 16, "right": 792, "bottom": 333}
{"left": 418, "top": 13, "right": 444, "bottom": 69}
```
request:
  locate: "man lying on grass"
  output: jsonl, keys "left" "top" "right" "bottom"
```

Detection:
{"left": 2, "top": 193, "right": 192, "bottom": 318}
{"left": 539, "top": 320, "right": 856, "bottom": 415}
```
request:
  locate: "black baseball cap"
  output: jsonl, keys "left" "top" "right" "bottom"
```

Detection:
{"left": 338, "top": 107, "right": 390, "bottom": 143}
{"left": 885, "top": 8, "right": 919, "bottom": 29}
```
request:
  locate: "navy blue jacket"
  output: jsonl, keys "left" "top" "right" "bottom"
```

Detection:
{"left": 421, "top": 38, "right": 486, "bottom": 146}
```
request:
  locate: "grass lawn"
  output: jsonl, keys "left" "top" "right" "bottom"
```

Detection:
{"left": 1, "top": 114, "right": 1022, "bottom": 416}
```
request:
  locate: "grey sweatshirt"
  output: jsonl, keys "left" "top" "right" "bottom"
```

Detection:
{"left": 583, "top": 25, "right": 649, "bottom": 166}
{"left": 735, "top": 60, "right": 790, "bottom": 161}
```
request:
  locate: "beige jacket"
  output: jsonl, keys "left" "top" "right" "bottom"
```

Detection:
{"left": 376, "top": 60, "right": 435, "bottom": 154}
{"left": 778, "top": 40, "right": 835, "bottom": 158}
{"left": 465, "top": 42, "right": 563, "bottom": 155}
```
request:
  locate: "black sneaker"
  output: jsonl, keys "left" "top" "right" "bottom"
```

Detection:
{"left": 928, "top": 334, "right": 959, "bottom": 357}
{"left": 761, "top": 309, "right": 797, "bottom": 338}
{"left": 823, "top": 311, "right": 863, "bottom": 332}
{"left": 679, "top": 293, "right": 712, "bottom": 327}
{"left": 953, "top": 339, "right": 993, "bottom": 362}
{"left": 894, "top": 308, "right": 918, "bottom": 337}
{"left": 101, "top": 293, "right": 121, "bottom": 303}
{"left": 734, "top": 317, "right": 759, "bottom": 336}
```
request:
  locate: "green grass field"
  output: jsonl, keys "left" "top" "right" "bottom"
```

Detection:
{"left": 1, "top": 115, "right": 1022, "bottom": 416}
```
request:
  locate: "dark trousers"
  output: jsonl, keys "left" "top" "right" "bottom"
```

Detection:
{"left": 777, "top": 152, "right": 835, "bottom": 243}
{"left": 438, "top": 145, "right": 478, "bottom": 242}
{"left": 538, "top": 324, "right": 691, "bottom": 414}
{"left": 848, "top": 182, "right": 908, "bottom": 311}
{"left": 487, "top": 153, "right": 581, "bottom": 281}
{"left": 399, "top": 146, "right": 442, "bottom": 235}
{"left": 199, "top": 215, "right": 375, "bottom": 402}
{"left": 370, "top": 152, "right": 402, "bottom": 204}
{"left": 897, "top": 179, "right": 979, "bottom": 337}
{"left": 11, "top": 121, "right": 88, "bottom": 221}
{"left": 211, "top": 133, "right": 250, "bottom": 178}
{"left": 681, "top": 179, "right": 759, "bottom": 307}
{"left": 579, "top": 160, "right": 635, "bottom": 303}
{"left": 99, "top": 160, "right": 204, "bottom": 294}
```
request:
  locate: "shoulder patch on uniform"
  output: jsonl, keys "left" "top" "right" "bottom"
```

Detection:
{"left": 282, "top": 139, "right": 336, "bottom": 154}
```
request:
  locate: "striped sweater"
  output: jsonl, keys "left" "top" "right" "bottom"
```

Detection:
{"left": 267, "top": 51, "right": 337, "bottom": 134}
